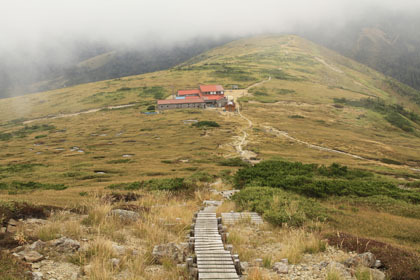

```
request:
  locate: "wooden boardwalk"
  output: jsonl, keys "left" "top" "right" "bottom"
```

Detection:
{"left": 221, "top": 212, "right": 263, "bottom": 225}
{"left": 191, "top": 202, "right": 240, "bottom": 280}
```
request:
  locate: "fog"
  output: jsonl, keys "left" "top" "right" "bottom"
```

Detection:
{"left": 1, "top": 0, "right": 420, "bottom": 97}
{"left": 3, "top": 0, "right": 419, "bottom": 50}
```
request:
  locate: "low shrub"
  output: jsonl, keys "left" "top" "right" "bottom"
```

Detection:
{"left": 0, "top": 181, "right": 67, "bottom": 191}
{"left": 193, "top": 121, "right": 220, "bottom": 128}
{"left": 233, "top": 160, "right": 420, "bottom": 204}
{"left": 107, "top": 178, "right": 193, "bottom": 192}
{"left": 233, "top": 187, "right": 328, "bottom": 227}
{"left": 218, "top": 157, "right": 250, "bottom": 167}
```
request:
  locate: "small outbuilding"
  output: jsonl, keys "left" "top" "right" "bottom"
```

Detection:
{"left": 225, "top": 101, "right": 236, "bottom": 112}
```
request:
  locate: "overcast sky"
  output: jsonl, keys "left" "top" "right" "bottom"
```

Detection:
{"left": 1, "top": 0, "right": 420, "bottom": 53}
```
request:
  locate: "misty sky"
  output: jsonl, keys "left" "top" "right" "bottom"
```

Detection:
{"left": 2, "top": 0, "right": 420, "bottom": 53}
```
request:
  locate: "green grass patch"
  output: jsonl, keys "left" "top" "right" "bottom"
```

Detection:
{"left": 0, "top": 181, "right": 67, "bottom": 192}
{"left": 193, "top": 121, "right": 220, "bottom": 128}
{"left": 233, "top": 187, "right": 328, "bottom": 227}
{"left": 218, "top": 157, "right": 250, "bottom": 167}
{"left": 234, "top": 160, "right": 420, "bottom": 204}
{"left": 138, "top": 86, "right": 167, "bottom": 99}
{"left": 106, "top": 159, "right": 131, "bottom": 164}
{"left": 334, "top": 97, "right": 419, "bottom": 132}
{"left": 107, "top": 178, "right": 193, "bottom": 192}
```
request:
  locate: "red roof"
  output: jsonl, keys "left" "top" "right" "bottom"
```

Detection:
{"left": 157, "top": 98, "right": 204, "bottom": 105}
{"left": 203, "top": 95, "right": 225, "bottom": 101}
{"left": 178, "top": 89, "right": 201, "bottom": 96}
{"left": 199, "top": 85, "right": 224, "bottom": 93}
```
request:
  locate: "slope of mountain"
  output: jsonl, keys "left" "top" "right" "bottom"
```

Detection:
{"left": 305, "top": 10, "right": 420, "bottom": 92}
{"left": 0, "top": 37, "right": 233, "bottom": 99}
{"left": 1, "top": 35, "right": 420, "bottom": 279}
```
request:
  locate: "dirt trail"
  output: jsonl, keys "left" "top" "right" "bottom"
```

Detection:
{"left": 230, "top": 77, "right": 271, "bottom": 163}
{"left": 23, "top": 103, "right": 137, "bottom": 124}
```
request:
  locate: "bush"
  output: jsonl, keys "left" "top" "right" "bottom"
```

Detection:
{"left": 107, "top": 178, "right": 193, "bottom": 192}
{"left": 0, "top": 133, "right": 12, "bottom": 141}
{"left": 0, "top": 181, "right": 67, "bottom": 191}
{"left": 233, "top": 187, "right": 328, "bottom": 227}
{"left": 193, "top": 121, "right": 220, "bottom": 128}
{"left": 233, "top": 160, "right": 420, "bottom": 204}
{"left": 218, "top": 157, "right": 250, "bottom": 167}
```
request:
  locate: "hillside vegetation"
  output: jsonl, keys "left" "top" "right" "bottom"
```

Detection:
{"left": 0, "top": 35, "right": 420, "bottom": 279}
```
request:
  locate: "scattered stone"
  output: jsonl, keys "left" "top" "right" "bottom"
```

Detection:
{"left": 344, "top": 252, "right": 376, "bottom": 268}
{"left": 111, "top": 209, "right": 140, "bottom": 222}
{"left": 177, "top": 263, "right": 187, "bottom": 270}
{"left": 51, "top": 237, "right": 80, "bottom": 253}
{"left": 240, "top": 261, "right": 248, "bottom": 272}
{"left": 8, "top": 219, "right": 18, "bottom": 226}
{"left": 81, "top": 264, "right": 92, "bottom": 276}
{"left": 152, "top": 243, "right": 184, "bottom": 264}
{"left": 20, "top": 250, "right": 44, "bottom": 262}
{"left": 32, "top": 271, "right": 43, "bottom": 280}
{"left": 252, "top": 258, "right": 263, "bottom": 267}
{"left": 112, "top": 243, "right": 126, "bottom": 255}
{"left": 273, "top": 262, "right": 289, "bottom": 274}
{"left": 110, "top": 258, "right": 120, "bottom": 268}
{"left": 370, "top": 268, "right": 386, "bottom": 280}
{"left": 29, "top": 240, "right": 45, "bottom": 251}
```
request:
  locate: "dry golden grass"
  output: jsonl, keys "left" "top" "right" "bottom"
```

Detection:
{"left": 247, "top": 267, "right": 271, "bottom": 280}
{"left": 227, "top": 220, "right": 326, "bottom": 265}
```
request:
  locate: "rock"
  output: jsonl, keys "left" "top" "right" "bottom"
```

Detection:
{"left": 240, "top": 262, "right": 248, "bottom": 272}
{"left": 51, "top": 237, "right": 80, "bottom": 253}
{"left": 359, "top": 252, "right": 376, "bottom": 267}
{"left": 110, "top": 258, "right": 120, "bottom": 268}
{"left": 81, "top": 264, "right": 92, "bottom": 275}
{"left": 280, "top": 258, "right": 288, "bottom": 265}
{"left": 110, "top": 209, "right": 140, "bottom": 222}
{"left": 327, "top": 261, "right": 352, "bottom": 279}
{"left": 20, "top": 250, "right": 44, "bottom": 262}
{"left": 273, "top": 262, "right": 289, "bottom": 274}
{"left": 32, "top": 271, "right": 43, "bottom": 280}
{"left": 370, "top": 268, "right": 386, "bottom": 280}
{"left": 374, "top": 260, "right": 382, "bottom": 268}
{"left": 112, "top": 243, "right": 126, "bottom": 256}
{"left": 177, "top": 263, "right": 187, "bottom": 270}
{"left": 152, "top": 243, "right": 183, "bottom": 264}
{"left": 0, "top": 227, "right": 6, "bottom": 233}
{"left": 29, "top": 240, "right": 45, "bottom": 251}
{"left": 252, "top": 258, "right": 263, "bottom": 267}
{"left": 26, "top": 218, "right": 47, "bottom": 225}
{"left": 8, "top": 219, "right": 18, "bottom": 226}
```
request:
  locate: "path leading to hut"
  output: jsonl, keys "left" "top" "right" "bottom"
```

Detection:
{"left": 23, "top": 103, "right": 138, "bottom": 124}
{"left": 228, "top": 77, "right": 271, "bottom": 163}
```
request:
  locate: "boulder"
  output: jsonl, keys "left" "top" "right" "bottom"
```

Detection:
{"left": 110, "top": 209, "right": 140, "bottom": 222}
{"left": 20, "top": 250, "right": 44, "bottom": 262}
{"left": 273, "top": 262, "right": 289, "bottom": 274}
{"left": 152, "top": 243, "right": 184, "bottom": 264}
{"left": 29, "top": 240, "right": 45, "bottom": 252}
{"left": 112, "top": 243, "right": 126, "bottom": 256}
{"left": 370, "top": 268, "right": 386, "bottom": 280}
{"left": 110, "top": 258, "right": 120, "bottom": 268}
{"left": 32, "top": 271, "right": 43, "bottom": 280}
{"left": 344, "top": 252, "right": 376, "bottom": 268}
{"left": 252, "top": 258, "right": 263, "bottom": 267}
{"left": 359, "top": 252, "right": 376, "bottom": 267}
{"left": 240, "top": 261, "right": 249, "bottom": 272}
{"left": 51, "top": 237, "right": 80, "bottom": 253}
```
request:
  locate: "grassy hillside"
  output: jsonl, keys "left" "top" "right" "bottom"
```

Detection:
{"left": 1, "top": 35, "right": 420, "bottom": 279}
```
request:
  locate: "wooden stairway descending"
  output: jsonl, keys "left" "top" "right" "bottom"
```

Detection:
{"left": 192, "top": 203, "right": 240, "bottom": 280}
